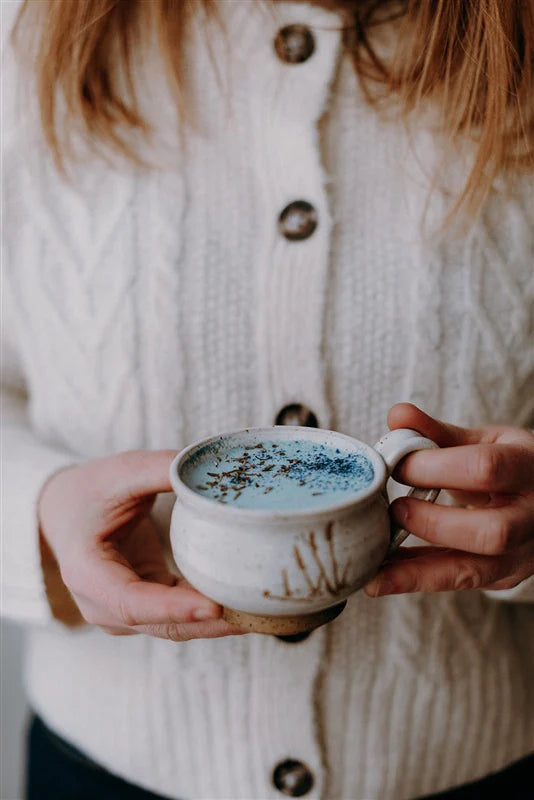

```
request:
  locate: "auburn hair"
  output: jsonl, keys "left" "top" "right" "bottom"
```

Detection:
{"left": 13, "top": 0, "right": 534, "bottom": 217}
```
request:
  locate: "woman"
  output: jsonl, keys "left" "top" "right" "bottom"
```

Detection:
{"left": 2, "top": 1, "right": 533, "bottom": 798}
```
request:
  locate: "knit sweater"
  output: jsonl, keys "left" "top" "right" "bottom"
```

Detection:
{"left": 2, "top": 1, "right": 534, "bottom": 799}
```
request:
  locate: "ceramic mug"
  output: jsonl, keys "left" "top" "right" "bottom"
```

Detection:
{"left": 169, "top": 426, "right": 440, "bottom": 635}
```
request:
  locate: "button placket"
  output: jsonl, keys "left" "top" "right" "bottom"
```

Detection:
{"left": 275, "top": 403, "right": 318, "bottom": 645}
{"left": 247, "top": 7, "right": 342, "bottom": 798}
{"left": 253, "top": 6, "right": 341, "bottom": 432}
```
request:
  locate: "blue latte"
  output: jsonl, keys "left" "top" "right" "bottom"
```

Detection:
{"left": 181, "top": 439, "right": 375, "bottom": 510}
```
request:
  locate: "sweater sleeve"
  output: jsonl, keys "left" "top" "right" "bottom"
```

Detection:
{"left": 1, "top": 376, "right": 83, "bottom": 630}
{"left": 1, "top": 273, "right": 83, "bottom": 625}
{"left": 1, "top": 8, "right": 87, "bottom": 625}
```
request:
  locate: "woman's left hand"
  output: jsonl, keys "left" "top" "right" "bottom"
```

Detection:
{"left": 365, "top": 403, "right": 534, "bottom": 597}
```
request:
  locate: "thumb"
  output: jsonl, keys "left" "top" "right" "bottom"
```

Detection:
{"left": 387, "top": 403, "right": 481, "bottom": 448}
{"left": 83, "top": 546, "right": 222, "bottom": 626}
{"left": 104, "top": 449, "right": 179, "bottom": 499}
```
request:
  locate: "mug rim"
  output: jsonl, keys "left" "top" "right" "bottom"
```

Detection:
{"left": 170, "top": 425, "right": 388, "bottom": 521}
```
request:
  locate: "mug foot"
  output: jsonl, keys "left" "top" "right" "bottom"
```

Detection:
{"left": 222, "top": 601, "right": 347, "bottom": 635}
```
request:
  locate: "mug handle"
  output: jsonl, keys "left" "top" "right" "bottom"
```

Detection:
{"left": 373, "top": 428, "right": 440, "bottom": 556}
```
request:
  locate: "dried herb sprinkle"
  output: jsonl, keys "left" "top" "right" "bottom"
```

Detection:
{"left": 182, "top": 439, "right": 375, "bottom": 511}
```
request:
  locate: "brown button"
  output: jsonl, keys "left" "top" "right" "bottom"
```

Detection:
{"left": 273, "top": 759, "right": 314, "bottom": 797}
{"left": 274, "top": 25, "right": 315, "bottom": 64}
{"left": 275, "top": 404, "right": 319, "bottom": 428}
{"left": 279, "top": 201, "right": 318, "bottom": 241}
{"left": 275, "top": 632, "right": 312, "bottom": 643}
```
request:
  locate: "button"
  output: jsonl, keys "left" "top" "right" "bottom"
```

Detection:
{"left": 274, "top": 25, "right": 315, "bottom": 64}
{"left": 275, "top": 404, "right": 319, "bottom": 428}
{"left": 279, "top": 201, "right": 318, "bottom": 241}
{"left": 273, "top": 759, "right": 314, "bottom": 797}
{"left": 275, "top": 632, "right": 312, "bottom": 643}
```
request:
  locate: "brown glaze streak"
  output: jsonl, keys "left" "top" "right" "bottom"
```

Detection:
{"left": 325, "top": 521, "right": 340, "bottom": 586}
{"left": 294, "top": 544, "right": 317, "bottom": 594}
{"left": 282, "top": 568, "right": 291, "bottom": 597}
{"left": 308, "top": 530, "right": 337, "bottom": 594}
{"left": 264, "top": 523, "right": 351, "bottom": 601}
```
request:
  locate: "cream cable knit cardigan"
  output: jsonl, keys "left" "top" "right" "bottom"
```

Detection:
{"left": 2, "top": 2, "right": 534, "bottom": 799}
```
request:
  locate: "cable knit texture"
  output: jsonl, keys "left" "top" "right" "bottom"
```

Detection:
{"left": 2, "top": 2, "right": 534, "bottom": 799}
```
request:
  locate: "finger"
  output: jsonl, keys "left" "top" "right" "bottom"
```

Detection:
{"left": 483, "top": 572, "right": 533, "bottom": 591}
{"left": 364, "top": 548, "right": 512, "bottom": 596}
{"left": 136, "top": 568, "right": 177, "bottom": 585}
{"left": 394, "top": 444, "right": 533, "bottom": 493}
{"left": 442, "top": 489, "right": 495, "bottom": 508}
{"left": 383, "top": 545, "right": 458, "bottom": 563}
{"left": 103, "top": 449, "right": 179, "bottom": 499}
{"left": 133, "top": 619, "right": 247, "bottom": 642}
{"left": 391, "top": 496, "right": 530, "bottom": 555}
{"left": 73, "top": 548, "right": 222, "bottom": 627}
{"left": 99, "top": 625, "right": 140, "bottom": 636}
{"left": 387, "top": 403, "right": 482, "bottom": 447}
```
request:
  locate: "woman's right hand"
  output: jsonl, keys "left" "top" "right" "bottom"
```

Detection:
{"left": 38, "top": 450, "right": 245, "bottom": 641}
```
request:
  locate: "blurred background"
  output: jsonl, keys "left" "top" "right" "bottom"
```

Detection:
{"left": 1, "top": 620, "right": 28, "bottom": 800}
{"left": 2, "top": 3, "right": 32, "bottom": 796}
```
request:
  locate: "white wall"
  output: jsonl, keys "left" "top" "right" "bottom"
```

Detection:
{"left": 1, "top": 620, "right": 28, "bottom": 800}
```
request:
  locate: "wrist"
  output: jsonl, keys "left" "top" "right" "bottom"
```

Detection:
{"left": 38, "top": 528, "right": 86, "bottom": 627}
{"left": 37, "top": 465, "right": 86, "bottom": 627}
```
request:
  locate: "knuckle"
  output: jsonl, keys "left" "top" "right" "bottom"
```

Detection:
{"left": 142, "top": 623, "right": 187, "bottom": 642}
{"left": 473, "top": 446, "right": 503, "bottom": 489}
{"left": 454, "top": 563, "right": 483, "bottom": 591}
{"left": 164, "top": 624, "right": 189, "bottom": 642}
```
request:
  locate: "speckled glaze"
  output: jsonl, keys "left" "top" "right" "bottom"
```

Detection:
{"left": 169, "top": 426, "right": 439, "bottom": 633}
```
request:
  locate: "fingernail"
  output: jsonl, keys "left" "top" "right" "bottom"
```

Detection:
{"left": 393, "top": 498, "right": 409, "bottom": 523}
{"left": 192, "top": 605, "right": 221, "bottom": 621}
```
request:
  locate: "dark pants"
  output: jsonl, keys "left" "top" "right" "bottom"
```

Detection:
{"left": 26, "top": 710, "right": 533, "bottom": 800}
{"left": 25, "top": 713, "right": 173, "bottom": 800}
